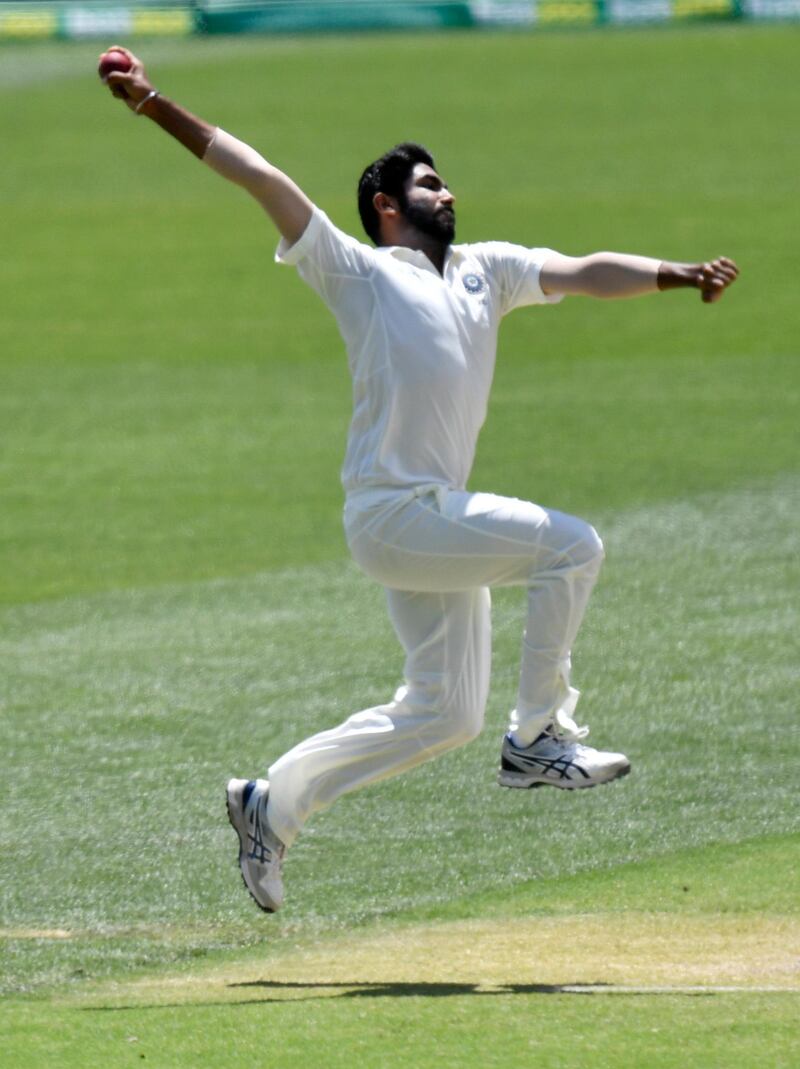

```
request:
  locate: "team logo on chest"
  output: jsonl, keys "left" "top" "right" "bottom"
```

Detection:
{"left": 462, "top": 272, "right": 486, "bottom": 295}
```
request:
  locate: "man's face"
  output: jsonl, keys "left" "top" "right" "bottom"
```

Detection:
{"left": 400, "top": 163, "right": 456, "bottom": 244}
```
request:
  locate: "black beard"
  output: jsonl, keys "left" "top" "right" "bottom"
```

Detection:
{"left": 401, "top": 201, "right": 456, "bottom": 245}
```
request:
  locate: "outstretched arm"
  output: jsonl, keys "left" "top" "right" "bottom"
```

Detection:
{"left": 540, "top": 252, "right": 739, "bottom": 304}
{"left": 102, "top": 46, "right": 314, "bottom": 246}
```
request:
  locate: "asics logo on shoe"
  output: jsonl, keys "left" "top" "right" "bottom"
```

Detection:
{"left": 247, "top": 811, "right": 276, "bottom": 864}
{"left": 498, "top": 731, "right": 630, "bottom": 791}
{"left": 506, "top": 750, "right": 591, "bottom": 781}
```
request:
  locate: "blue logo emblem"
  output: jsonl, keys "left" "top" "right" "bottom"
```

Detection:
{"left": 462, "top": 273, "right": 486, "bottom": 295}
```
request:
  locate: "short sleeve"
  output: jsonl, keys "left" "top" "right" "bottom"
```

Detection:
{"left": 469, "top": 242, "right": 564, "bottom": 317}
{"left": 275, "top": 208, "right": 376, "bottom": 307}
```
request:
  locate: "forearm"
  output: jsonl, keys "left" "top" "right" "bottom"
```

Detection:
{"left": 576, "top": 254, "right": 713, "bottom": 299}
{"left": 137, "top": 94, "right": 282, "bottom": 195}
{"left": 136, "top": 92, "right": 215, "bottom": 159}
{"left": 541, "top": 251, "right": 739, "bottom": 303}
{"left": 137, "top": 95, "right": 299, "bottom": 207}
{"left": 136, "top": 95, "right": 293, "bottom": 211}
{"left": 572, "top": 253, "right": 660, "bottom": 299}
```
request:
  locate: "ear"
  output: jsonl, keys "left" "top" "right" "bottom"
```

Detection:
{"left": 373, "top": 191, "right": 400, "bottom": 219}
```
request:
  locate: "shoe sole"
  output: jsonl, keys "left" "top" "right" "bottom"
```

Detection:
{"left": 225, "top": 779, "right": 278, "bottom": 914}
{"left": 497, "top": 761, "right": 631, "bottom": 790}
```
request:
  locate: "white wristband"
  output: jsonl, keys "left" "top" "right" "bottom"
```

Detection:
{"left": 135, "top": 90, "right": 159, "bottom": 115}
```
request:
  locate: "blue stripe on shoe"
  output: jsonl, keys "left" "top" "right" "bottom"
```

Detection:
{"left": 242, "top": 780, "right": 256, "bottom": 808}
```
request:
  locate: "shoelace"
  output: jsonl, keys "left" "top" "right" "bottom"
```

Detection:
{"left": 547, "top": 708, "right": 590, "bottom": 742}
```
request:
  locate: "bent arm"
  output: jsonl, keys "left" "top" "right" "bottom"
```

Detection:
{"left": 540, "top": 252, "right": 739, "bottom": 304}
{"left": 103, "top": 46, "right": 313, "bottom": 246}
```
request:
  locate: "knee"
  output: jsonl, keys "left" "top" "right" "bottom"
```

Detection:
{"left": 584, "top": 523, "right": 605, "bottom": 565}
{"left": 434, "top": 678, "right": 486, "bottom": 747}
{"left": 396, "top": 681, "right": 485, "bottom": 749}
{"left": 443, "top": 703, "right": 484, "bottom": 748}
{"left": 566, "top": 520, "right": 604, "bottom": 573}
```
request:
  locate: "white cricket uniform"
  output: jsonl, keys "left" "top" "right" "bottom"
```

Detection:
{"left": 267, "top": 208, "right": 604, "bottom": 848}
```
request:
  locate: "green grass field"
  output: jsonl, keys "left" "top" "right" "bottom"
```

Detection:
{"left": 1, "top": 22, "right": 799, "bottom": 1067}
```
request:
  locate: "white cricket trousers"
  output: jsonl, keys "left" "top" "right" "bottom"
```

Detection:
{"left": 267, "top": 486, "right": 604, "bottom": 847}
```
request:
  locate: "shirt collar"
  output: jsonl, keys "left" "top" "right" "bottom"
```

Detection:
{"left": 377, "top": 244, "right": 465, "bottom": 275}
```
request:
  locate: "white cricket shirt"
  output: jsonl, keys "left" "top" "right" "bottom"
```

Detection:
{"left": 276, "top": 208, "right": 562, "bottom": 498}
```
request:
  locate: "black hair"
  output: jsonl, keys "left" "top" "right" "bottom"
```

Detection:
{"left": 357, "top": 142, "right": 436, "bottom": 245}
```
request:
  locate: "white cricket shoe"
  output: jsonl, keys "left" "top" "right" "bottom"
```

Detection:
{"left": 497, "top": 710, "right": 630, "bottom": 790}
{"left": 226, "top": 778, "right": 286, "bottom": 912}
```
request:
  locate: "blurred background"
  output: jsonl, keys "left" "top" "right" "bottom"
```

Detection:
{"left": 0, "top": 0, "right": 798, "bottom": 42}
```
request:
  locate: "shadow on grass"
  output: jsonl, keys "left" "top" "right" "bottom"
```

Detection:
{"left": 86, "top": 979, "right": 723, "bottom": 1011}
{"left": 232, "top": 979, "right": 582, "bottom": 998}
{"left": 228, "top": 980, "right": 718, "bottom": 1001}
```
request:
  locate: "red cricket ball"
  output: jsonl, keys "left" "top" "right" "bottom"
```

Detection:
{"left": 98, "top": 49, "right": 132, "bottom": 82}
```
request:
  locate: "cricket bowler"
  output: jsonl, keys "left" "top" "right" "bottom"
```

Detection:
{"left": 103, "top": 48, "right": 739, "bottom": 913}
